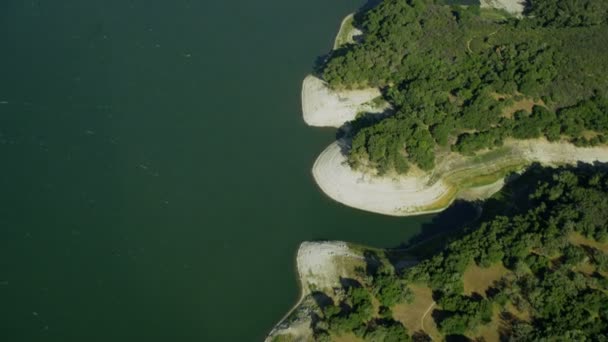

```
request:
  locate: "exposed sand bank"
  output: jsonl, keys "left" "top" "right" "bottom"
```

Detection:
{"left": 265, "top": 241, "right": 363, "bottom": 341}
{"left": 302, "top": 75, "right": 387, "bottom": 128}
{"left": 312, "top": 139, "right": 608, "bottom": 216}
{"left": 297, "top": 241, "right": 362, "bottom": 292}
{"left": 313, "top": 142, "right": 450, "bottom": 216}
{"left": 480, "top": 0, "right": 526, "bottom": 17}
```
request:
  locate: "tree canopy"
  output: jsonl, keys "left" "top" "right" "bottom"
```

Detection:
{"left": 322, "top": 0, "right": 608, "bottom": 173}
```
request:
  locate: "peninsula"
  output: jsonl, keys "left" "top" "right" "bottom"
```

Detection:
{"left": 303, "top": 0, "right": 608, "bottom": 216}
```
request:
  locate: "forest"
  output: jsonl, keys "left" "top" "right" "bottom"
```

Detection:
{"left": 322, "top": 0, "right": 608, "bottom": 174}
{"left": 305, "top": 166, "right": 608, "bottom": 341}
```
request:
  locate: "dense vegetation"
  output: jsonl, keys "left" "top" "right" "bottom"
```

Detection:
{"left": 406, "top": 168, "right": 608, "bottom": 338}
{"left": 305, "top": 166, "right": 608, "bottom": 340}
{"left": 311, "top": 268, "right": 414, "bottom": 341}
{"left": 323, "top": 0, "right": 608, "bottom": 174}
{"left": 290, "top": 1, "right": 608, "bottom": 340}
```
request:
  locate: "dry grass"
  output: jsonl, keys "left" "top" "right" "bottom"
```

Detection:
{"left": 491, "top": 92, "right": 545, "bottom": 119}
{"left": 575, "top": 261, "right": 597, "bottom": 275}
{"left": 582, "top": 130, "right": 601, "bottom": 139}
{"left": 463, "top": 263, "right": 510, "bottom": 297}
{"left": 505, "top": 302, "right": 531, "bottom": 322}
{"left": 393, "top": 285, "right": 441, "bottom": 340}
{"left": 569, "top": 232, "right": 608, "bottom": 253}
{"left": 469, "top": 304, "right": 501, "bottom": 342}
{"left": 503, "top": 98, "right": 544, "bottom": 118}
{"left": 469, "top": 302, "right": 532, "bottom": 341}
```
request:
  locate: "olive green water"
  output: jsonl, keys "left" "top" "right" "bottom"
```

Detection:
{"left": 0, "top": 1, "right": 453, "bottom": 341}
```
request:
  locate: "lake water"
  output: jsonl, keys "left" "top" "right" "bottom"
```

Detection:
{"left": 0, "top": 1, "right": 452, "bottom": 340}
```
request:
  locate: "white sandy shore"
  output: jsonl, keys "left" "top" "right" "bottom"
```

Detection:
{"left": 302, "top": 75, "right": 387, "bottom": 128}
{"left": 313, "top": 142, "right": 451, "bottom": 216}
{"left": 480, "top": 0, "right": 526, "bottom": 16}
{"left": 297, "top": 241, "right": 362, "bottom": 292}
{"left": 312, "top": 142, "right": 449, "bottom": 216}
{"left": 265, "top": 241, "right": 362, "bottom": 341}
{"left": 313, "top": 140, "right": 608, "bottom": 216}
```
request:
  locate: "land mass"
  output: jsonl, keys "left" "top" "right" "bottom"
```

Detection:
{"left": 268, "top": 0, "right": 608, "bottom": 340}
{"left": 268, "top": 166, "right": 608, "bottom": 341}
{"left": 304, "top": 0, "right": 608, "bottom": 216}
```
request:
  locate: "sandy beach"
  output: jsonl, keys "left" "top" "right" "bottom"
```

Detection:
{"left": 312, "top": 142, "right": 451, "bottom": 216}
{"left": 265, "top": 241, "right": 362, "bottom": 341}
{"left": 480, "top": 0, "right": 526, "bottom": 16}
{"left": 301, "top": 75, "right": 387, "bottom": 128}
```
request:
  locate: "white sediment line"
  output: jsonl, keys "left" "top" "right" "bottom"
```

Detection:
{"left": 301, "top": 75, "right": 386, "bottom": 128}
{"left": 480, "top": 0, "right": 526, "bottom": 17}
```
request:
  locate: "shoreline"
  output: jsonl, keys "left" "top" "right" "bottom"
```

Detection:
{"left": 480, "top": 0, "right": 526, "bottom": 17}
{"left": 312, "top": 141, "right": 452, "bottom": 216}
{"left": 301, "top": 75, "right": 388, "bottom": 128}
{"left": 312, "top": 139, "right": 608, "bottom": 216}
{"left": 333, "top": 13, "right": 362, "bottom": 49}
{"left": 265, "top": 242, "right": 364, "bottom": 341}
{"left": 264, "top": 247, "right": 306, "bottom": 342}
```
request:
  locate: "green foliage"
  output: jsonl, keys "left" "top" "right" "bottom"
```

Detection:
{"left": 306, "top": 167, "right": 608, "bottom": 339}
{"left": 437, "top": 294, "right": 493, "bottom": 334}
{"left": 452, "top": 130, "right": 504, "bottom": 155}
{"left": 406, "top": 168, "right": 608, "bottom": 339}
{"left": 526, "top": 0, "right": 608, "bottom": 28}
{"left": 349, "top": 117, "right": 435, "bottom": 174}
{"left": 364, "top": 320, "right": 411, "bottom": 342}
{"left": 321, "top": 286, "right": 375, "bottom": 334}
{"left": 322, "top": 0, "right": 608, "bottom": 173}
{"left": 372, "top": 273, "right": 414, "bottom": 307}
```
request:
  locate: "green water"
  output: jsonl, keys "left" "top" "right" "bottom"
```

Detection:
{"left": 0, "top": 1, "right": 455, "bottom": 340}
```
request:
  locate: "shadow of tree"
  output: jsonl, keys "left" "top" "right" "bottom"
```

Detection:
{"left": 311, "top": 291, "right": 334, "bottom": 310}
{"left": 363, "top": 250, "right": 383, "bottom": 277}
{"left": 335, "top": 107, "right": 397, "bottom": 155}
{"left": 311, "top": 0, "right": 384, "bottom": 76}
{"left": 340, "top": 277, "right": 363, "bottom": 290}
{"left": 412, "top": 330, "right": 433, "bottom": 342}
{"left": 445, "top": 334, "right": 471, "bottom": 342}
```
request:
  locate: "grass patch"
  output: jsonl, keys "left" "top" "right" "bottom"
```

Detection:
{"left": 468, "top": 303, "right": 501, "bottom": 341}
{"left": 463, "top": 263, "right": 510, "bottom": 297}
{"left": 271, "top": 334, "right": 297, "bottom": 342}
{"left": 414, "top": 185, "right": 459, "bottom": 214}
{"left": 479, "top": 8, "right": 512, "bottom": 21}
{"left": 574, "top": 261, "right": 597, "bottom": 275}
{"left": 501, "top": 96, "right": 546, "bottom": 119}
{"left": 454, "top": 163, "right": 523, "bottom": 189}
{"left": 334, "top": 14, "right": 357, "bottom": 49}
{"left": 569, "top": 232, "right": 608, "bottom": 253}
{"left": 393, "top": 285, "right": 440, "bottom": 339}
